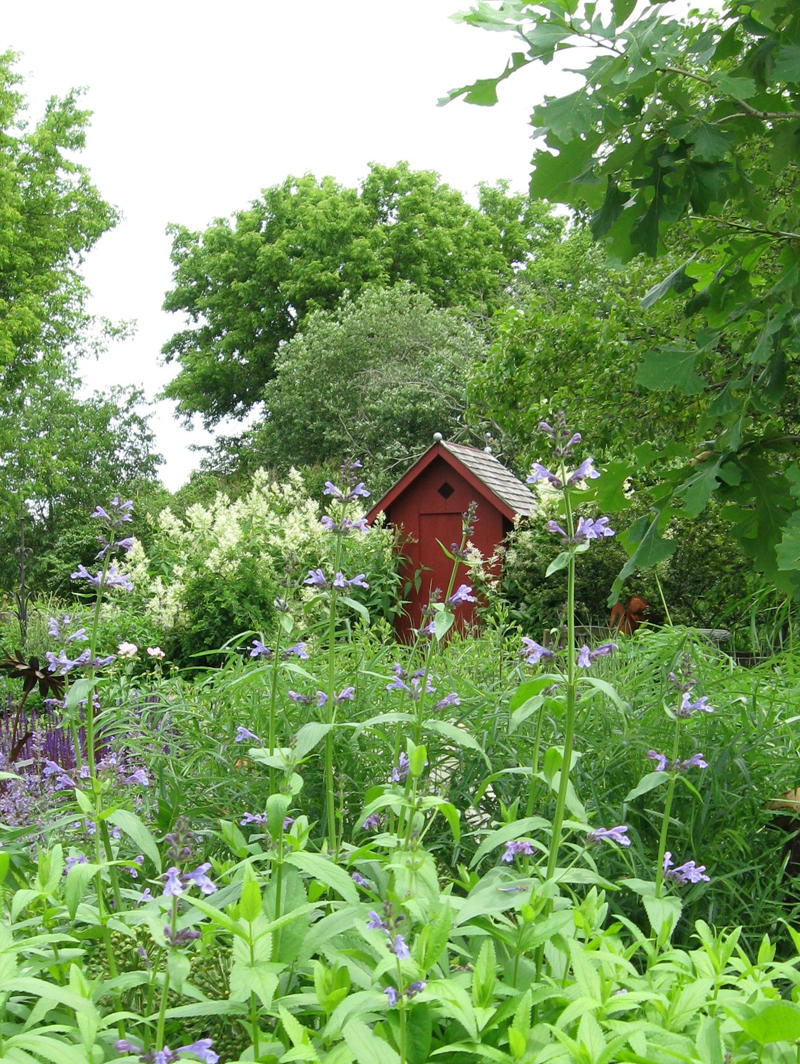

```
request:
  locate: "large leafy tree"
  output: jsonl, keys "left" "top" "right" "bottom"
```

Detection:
{"left": 0, "top": 53, "right": 162, "bottom": 599}
{"left": 447, "top": 0, "right": 800, "bottom": 598}
{"left": 161, "top": 162, "right": 562, "bottom": 425}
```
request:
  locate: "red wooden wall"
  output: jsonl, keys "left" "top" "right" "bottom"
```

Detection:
{"left": 383, "top": 455, "right": 509, "bottom": 641}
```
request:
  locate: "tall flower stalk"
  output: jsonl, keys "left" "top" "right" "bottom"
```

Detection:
{"left": 310, "top": 459, "right": 371, "bottom": 851}
{"left": 526, "top": 416, "right": 616, "bottom": 881}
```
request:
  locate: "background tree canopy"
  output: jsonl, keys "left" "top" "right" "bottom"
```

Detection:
{"left": 448, "top": 0, "right": 800, "bottom": 601}
{"left": 0, "top": 53, "right": 163, "bottom": 599}
{"left": 211, "top": 283, "right": 490, "bottom": 494}
{"left": 161, "top": 161, "right": 563, "bottom": 426}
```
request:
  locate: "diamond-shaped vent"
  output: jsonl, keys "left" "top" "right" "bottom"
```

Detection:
{"left": 438, "top": 482, "right": 454, "bottom": 500}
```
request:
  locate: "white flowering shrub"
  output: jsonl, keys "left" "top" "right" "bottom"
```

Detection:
{"left": 125, "top": 468, "right": 401, "bottom": 664}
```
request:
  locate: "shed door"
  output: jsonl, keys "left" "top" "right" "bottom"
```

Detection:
{"left": 418, "top": 513, "right": 470, "bottom": 614}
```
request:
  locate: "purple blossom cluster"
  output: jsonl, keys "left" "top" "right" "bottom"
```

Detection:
{"left": 321, "top": 514, "right": 370, "bottom": 534}
{"left": 501, "top": 838, "right": 535, "bottom": 863}
{"left": 115, "top": 1037, "right": 218, "bottom": 1064}
{"left": 648, "top": 750, "right": 708, "bottom": 772}
{"left": 162, "top": 862, "right": 217, "bottom": 898}
{"left": 71, "top": 563, "right": 133, "bottom": 591}
{"left": 384, "top": 981, "right": 426, "bottom": 1006}
{"left": 546, "top": 516, "right": 616, "bottom": 545}
{"left": 392, "top": 752, "right": 410, "bottom": 783}
{"left": 386, "top": 664, "right": 460, "bottom": 712}
{"left": 366, "top": 906, "right": 410, "bottom": 959}
{"left": 663, "top": 851, "right": 710, "bottom": 885}
{"left": 586, "top": 825, "right": 630, "bottom": 847}
{"left": 304, "top": 569, "right": 370, "bottom": 591}
{"left": 316, "top": 687, "right": 355, "bottom": 707}
{"left": 47, "top": 616, "right": 88, "bottom": 643}
{"left": 249, "top": 639, "right": 309, "bottom": 660}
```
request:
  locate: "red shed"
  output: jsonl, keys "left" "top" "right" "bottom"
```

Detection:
{"left": 366, "top": 436, "right": 536, "bottom": 640}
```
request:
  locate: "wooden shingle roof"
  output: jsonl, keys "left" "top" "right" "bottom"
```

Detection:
{"left": 366, "top": 439, "right": 536, "bottom": 523}
{"left": 441, "top": 441, "right": 536, "bottom": 518}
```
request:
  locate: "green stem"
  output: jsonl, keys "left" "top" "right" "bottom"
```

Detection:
{"left": 526, "top": 697, "right": 547, "bottom": 819}
{"left": 156, "top": 897, "right": 178, "bottom": 1049}
{"left": 545, "top": 463, "right": 577, "bottom": 883}
{"left": 655, "top": 720, "right": 682, "bottom": 898}
{"left": 324, "top": 521, "right": 345, "bottom": 853}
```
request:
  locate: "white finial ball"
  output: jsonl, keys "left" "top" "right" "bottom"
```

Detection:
{"left": 433, "top": 432, "right": 443, "bottom": 443}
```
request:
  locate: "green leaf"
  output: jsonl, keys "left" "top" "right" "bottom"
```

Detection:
{"left": 294, "top": 721, "right": 334, "bottom": 761}
{"left": 240, "top": 880, "right": 262, "bottom": 923}
{"left": 285, "top": 851, "right": 359, "bottom": 903}
{"left": 343, "top": 1020, "right": 400, "bottom": 1064}
{"left": 545, "top": 550, "right": 571, "bottom": 577}
{"left": 434, "top": 609, "right": 455, "bottom": 641}
{"left": 732, "top": 1002, "right": 800, "bottom": 1045}
{"left": 777, "top": 510, "right": 800, "bottom": 571}
{"left": 590, "top": 179, "right": 626, "bottom": 239}
{"left": 641, "top": 255, "right": 697, "bottom": 309}
{"left": 469, "top": 816, "right": 550, "bottom": 869}
{"left": 423, "top": 718, "right": 488, "bottom": 762}
{"left": 406, "top": 1003, "right": 433, "bottom": 1064}
{"left": 341, "top": 595, "right": 369, "bottom": 625}
{"left": 636, "top": 347, "right": 705, "bottom": 395}
{"left": 106, "top": 809, "right": 161, "bottom": 872}
{"left": 65, "top": 861, "right": 102, "bottom": 919}
{"left": 420, "top": 905, "right": 451, "bottom": 971}
{"left": 642, "top": 892, "right": 682, "bottom": 938}
{"left": 609, "top": 508, "right": 677, "bottom": 606}
{"left": 625, "top": 771, "right": 670, "bottom": 801}
{"left": 66, "top": 678, "right": 95, "bottom": 713}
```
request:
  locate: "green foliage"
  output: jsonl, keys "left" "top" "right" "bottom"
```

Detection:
{"left": 161, "top": 162, "right": 562, "bottom": 425}
{"left": 231, "top": 283, "right": 489, "bottom": 493}
{"left": 447, "top": 0, "right": 800, "bottom": 596}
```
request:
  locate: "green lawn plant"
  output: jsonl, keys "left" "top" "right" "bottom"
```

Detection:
{"left": 1, "top": 430, "right": 800, "bottom": 1063}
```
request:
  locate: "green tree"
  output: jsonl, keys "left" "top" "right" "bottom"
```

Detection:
{"left": 447, "top": 0, "right": 800, "bottom": 598}
{"left": 161, "top": 162, "right": 561, "bottom": 425}
{"left": 216, "top": 283, "right": 489, "bottom": 492}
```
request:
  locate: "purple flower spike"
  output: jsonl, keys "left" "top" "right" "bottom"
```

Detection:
{"left": 574, "top": 516, "right": 615, "bottom": 543}
{"left": 680, "top": 752, "right": 708, "bottom": 770}
{"left": 527, "top": 462, "right": 563, "bottom": 489}
{"left": 501, "top": 839, "right": 535, "bottom": 863}
{"left": 521, "top": 636, "right": 556, "bottom": 665}
{"left": 321, "top": 515, "right": 337, "bottom": 531}
{"left": 567, "top": 457, "right": 601, "bottom": 484}
{"left": 679, "top": 693, "right": 714, "bottom": 717}
{"left": 648, "top": 750, "right": 669, "bottom": 772}
{"left": 577, "top": 646, "right": 592, "bottom": 669}
{"left": 367, "top": 910, "right": 386, "bottom": 930}
{"left": 433, "top": 692, "right": 460, "bottom": 712}
{"left": 185, "top": 863, "right": 217, "bottom": 895}
{"left": 406, "top": 980, "right": 426, "bottom": 998}
{"left": 664, "top": 856, "right": 710, "bottom": 885}
{"left": 304, "top": 568, "right": 329, "bottom": 588}
{"left": 250, "top": 639, "right": 273, "bottom": 659}
{"left": 162, "top": 867, "right": 184, "bottom": 898}
{"left": 384, "top": 986, "right": 399, "bottom": 1006}
{"left": 288, "top": 690, "right": 311, "bottom": 704}
{"left": 586, "top": 825, "right": 630, "bottom": 847}
{"left": 177, "top": 1040, "right": 220, "bottom": 1064}
{"left": 323, "top": 481, "right": 343, "bottom": 499}
{"left": 282, "top": 642, "right": 309, "bottom": 660}
{"left": 448, "top": 584, "right": 476, "bottom": 607}
{"left": 91, "top": 506, "right": 112, "bottom": 521}
{"left": 352, "top": 872, "right": 370, "bottom": 888}
{"left": 391, "top": 933, "right": 411, "bottom": 959}
{"left": 546, "top": 519, "right": 569, "bottom": 540}
{"left": 235, "top": 726, "right": 261, "bottom": 745}
{"left": 347, "top": 573, "right": 370, "bottom": 589}
{"left": 362, "top": 813, "right": 381, "bottom": 831}
{"left": 392, "top": 752, "right": 410, "bottom": 783}
{"left": 316, "top": 691, "right": 328, "bottom": 707}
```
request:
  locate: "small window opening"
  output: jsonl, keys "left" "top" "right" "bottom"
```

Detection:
{"left": 438, "top": 482, "right": 454, "bottom": 500}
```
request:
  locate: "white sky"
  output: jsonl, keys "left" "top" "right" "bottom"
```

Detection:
{"left": 3, "top": 1, "right": 573, "bottom": 490}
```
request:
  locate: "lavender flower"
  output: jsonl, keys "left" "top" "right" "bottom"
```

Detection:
{"left": 567, "top": 457, "right": 601, "bottom": 484}
{"left": 184, "top": 863, "right": 217, "bottom": 895}
{"left": 392, "top": 753, "right": 410, "bottom": 783}
{"left": 576, "top": 642, "right": 618, "bottom": 669}
{"left": 678, "top": 692, "right": 713, "bottom": 717}
{"left": 352, "top": 872, "right": 370, "bottom": 888}
{"left": 282, "top": 642, "right": 309, "bottom": 660}
{"left": 124, "top": 768, "right": 149, "bottom": 786}
{"left": 249, "top": 640, "right": 273, "bottom": 659}
{"left": 648, "top": 750, "right": 669, "bottom": 772}
{"left": 235, "top": 726, "right": 261, "bottom": 745}
{"left": 115, "top": 1038, "right": 219, "bottom": 1064}
{"left": 241, "top": 812, "right": 267, "bottom": 827}
{"left": 162, "top": 867, "right": 184, "bottom": 897}
{"left": 391, "top": 933, "right": 410, "bottom": 959}
{"left": 164, "top": 925, "right": 202, "bottom": 946}
{"left": 304, "top": 568, "right": 329, "bottom": 588}
{"left": 316, "top": 688, "right": 355, "bottom": 706}
{"left": 447, "top": 584, "right": 476, "bottom": 607}
{"left": 521, "top": 637, "right": 556, "bottom": 665}
{"left": 406, "top": 980, "right": 426, "bottom": 998}
{"left": 677, "top": 752, "right": 708, "bottom": 770}
{"left": 362, "top": 813, "right": 381, "bottom": 831}
{"left": 663, "top": 852, "right": 710, "bottom": 884}
{"left": 45, "top": 648, "right": 92, "bottom": 676}
{"left": 64, "top": 854, "right": 88, "bottom": 874}
{"left": 71, "top": 564, "right": 133, "bottom": 591}
{"left": 586, "top": 825, "right": 630, "bottom": 847}
{"left": 432, "top": 692, "right": 460, "bottom": 712}
{"left": 384, "top": 986, "right": 399, "bottom": 1006}
{"left": 573, "top": 516, "right": 615, "bottom": 542}
{"left": 287, "top": 690, "right": 311, "bottom": 704}
{"left": 501, "top": 839, "right": 535, "bottom": 863}
{"left": 527, "top": 463, "right": 563, "bottom": 489}
{"left": 546, "top": 519, "right": 569, "bottom": 540}
{"left": 367, "top": 910, "right": 386, "bottom": 930}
